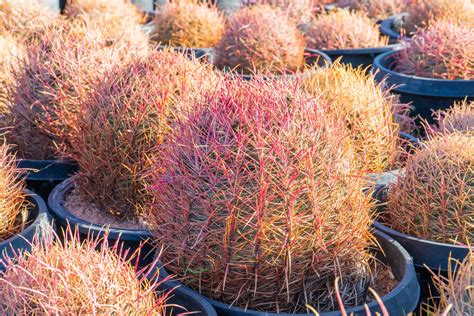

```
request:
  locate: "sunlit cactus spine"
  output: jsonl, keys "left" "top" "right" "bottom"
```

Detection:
{"left": 152, "top": 0, "right": 225, "bottom": 48}
{"left": 0, "top": 35, "right": 23, "bottom": 121}
{"left": 148, "top": 78, "right": 375, "bottom": 312}
{"left": 214, "top": 5, "right": 306, "bottom": 75}
{"left": 302, "top": 61, "right": 411, "bottom": 173}
{"left": 0, "top": 227, "right": 170, "bottom": 314}
{"left": 0, "top": 143, "right": 26, "bottom": 242}
{"left": 393, "top": 21, "right": 474, "bottom": 80}
{"left": 385, "top": 132, "right": 474, "bottom": 245}
{"left": 305, "top": 9, "right": 389, "bottom": 50}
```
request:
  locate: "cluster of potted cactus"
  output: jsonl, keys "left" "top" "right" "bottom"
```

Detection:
{"left": 0, "top": 0, "right": 472, "bottom": 314}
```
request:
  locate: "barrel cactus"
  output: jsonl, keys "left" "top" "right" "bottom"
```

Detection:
{"left": 149, "top": 78, "right": 375, "bottom": 312}
{"left": 305, "top": 9, "right": 388, "bottom": 50}
{"left": 0, "top": 143, "right": 26, "bottom": 242}
{"left": 0, "top": 228, "right": 169, "bottom": 314}
{"left": 59, "top": 50, "right": 221, "bottom": 221}
{"left": 214, "top": 5, "right": 306, "bottom": 75}
{"left": 302, "top": 61, "right": 409, "bottom": 173}
{"left": 152, "top": 0, "right": 225, "bottom": 48}
{"left": 404, "top": 0, "right": 474, "bottom": 34}
{"left": 5, "top": 16, "right": 148, "bottom": 160}
{"left": 393, "top": 21, "right": 474, "bottom": 80}
{"left": 0, "top": 35, "right": 23, "bottom": 120}
{"left": 384, "top": 132, "right": 474, "bottom": 244}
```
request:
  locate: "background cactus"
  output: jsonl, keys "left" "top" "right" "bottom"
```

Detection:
{"left": 384, "top": 132, "right": 473, "bottom": 244}
{"left": 243, "top": 0, "right": 319, "bottom": 25}
{"left": 214, "top": 5, "right": 306, "bottom": 75}
{"left": 403, "top": 0, "right": 474, "bottom": 34}
{"left": 4, "top": 16, "right": 148, "bottom": 159}
{"left": 149, "top": 78, "right": 375, "bottom": 312}
{"left": 152, "top": 0, "right": 225, "bottom": 48}
{"left": 0, "top": 143, "right": 26, "bottom": 242}
{"left": 0, "top": 228, "right": 168, "bottom": 314}
{"left": 58, "top": 50, "right": 221, "bottom": 221}
{"left": 302, "top": 61, "right": 411, "bottom": 173}
{"left": 0, "top": 0, "right": 58, "bottom": 42}
{"left": 336, "top": 0, "right": 406, "bottom": 20}
{"left": 305, "top": 9, "right": 388, "bottom": 50}
{"left": 430, "top": 101, "right": 474, "bottom": 134}
{"left": 393, "top": 21, "right": 474, "bottom": 80}
{"left": 64, "top": 0, "right": 143, "bottom": 23}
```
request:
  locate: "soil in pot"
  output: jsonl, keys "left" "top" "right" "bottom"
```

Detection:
{"left": 48, "top": 179, "right": 155, "bottom": 268}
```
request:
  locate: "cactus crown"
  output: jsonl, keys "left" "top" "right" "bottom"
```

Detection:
{"left": 214, "top": 5, "right": 306, "bottom": 75}
{"left": 302, "top": 61, "right": 408, "bottom": 173}
{"left": 394, "top": 21, "right": 474, "bottom": 80}
{"left": 305, "top": 9, "right": 389, "bottom": 50}
{"left": 149, "top": 78, "right": 375, "bottom": 312}
{"left": 60, "top": 50, "right": 220, "bottom": 221}
{"left": 336, "top": 0, "right": 406, "bottom": 20}
{"left": 0, "top": 228, "right": 168, "bottom": 314}
{"left": 152, "top": 0, "right": 225, "bottom": 48}
{"left": 385, "top": 132, "right": 474, "bottom": 244}
{"left": 404, "top": 0, "right": 474, "bottom": 34}
{"left": 0, "top": 143, "right": 26, "bottom": 241}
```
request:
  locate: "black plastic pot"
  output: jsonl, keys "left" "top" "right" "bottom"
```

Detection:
{"left": 237, "top": 49, "right": 332, "bottom": 81}
{"left": 372, "top": 50, "right": 474, "bottom": 124}
{"left": 153, "top": 230, "right": 419, "bottom": 315}
{"left": 17, "top": 159, "right": 78, "bottom": 202}
{"left": 372, "top": 185, "right": 472, "bottom": 308}
{"left": 48, "top": 178, "right": 155, "bottom": 267}
{"left": 316, "top": 43, "right": 403, "bottom": 69}
{"left": 379, "top": 13, "right": 407, "bottom": 43}
{"left": 0, "top": 190, "right": 52, "bottom": 271}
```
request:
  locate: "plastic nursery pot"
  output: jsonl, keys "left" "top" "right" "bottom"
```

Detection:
{"left": 372, "top": 185, "right": 473, "bottom": 307}
{"left": 372, "top": 50, "right": 474, "bottom": 125}
{"left": 0, "top": 190, "right": 52, "bottom": 271}
{"left": 17, "top": 159, "right": 78, "bottom": 202}
{"left": 311, "top": 43, "right": 403, "bottom": 70}
{"left": 236, "top": 49, "right": 332, "bottom": 81}
{"left": 48, "top": 178, "right": 155, "bottom": 268}
{"left": 379, "top": 13, "right": 407, "bottom": 44}
{"left": 152, "top": 230, "right": 419, "bottom": 316}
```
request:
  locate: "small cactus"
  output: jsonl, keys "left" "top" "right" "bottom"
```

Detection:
{"left": 59, "top": 50, "right": 221, "bottom": 221}
{"left": 152, "top": 0, "right": 225, "bottom": 48}
{"left": 305, "top": 9, "right": 389, "bottom": 50}
{"left": 243, "top": 0, "right": 319, "bottom": 24}
{"left": 214, "top": 5, "right": 306, "bottom": 75}
{"left": 149, "top": 78, "right": 375, "bottom": 312}
{"left": 64, "top": 0, "right": 143, "bottom": 22}
{"left": 404, "top": 0, "right": 474, "bottom": 34}
{"left": 336, "top": 0, "right": 406, "bottom": 20}
{"left": 0, "top": 35, "right": 23, "bottom": 120}
{"left": 384, "top": 132, "right": 474, "bottom": 244}
{"left": 431, "top": 101, "right": 474, "bottom": 134}
{"left": 302, "top": 61, "right": 410, "bottom": 173}
{"left": 0, "top": 143, "right": 26, "bottom": 242}
{"left": 393, "top": 21, "right": 474, "bottom": 80}
{"left": 0, "top": 227, "right": 169, "bottom": 314}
